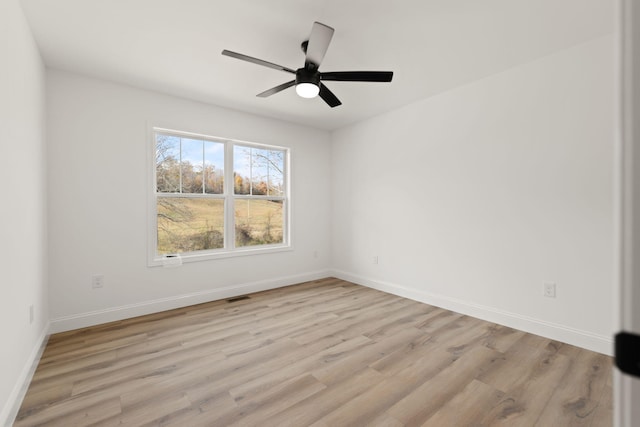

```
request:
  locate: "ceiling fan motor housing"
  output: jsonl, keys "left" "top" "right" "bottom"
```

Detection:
{"left": 296, "top": 67, "right": 320, "bottom": 86}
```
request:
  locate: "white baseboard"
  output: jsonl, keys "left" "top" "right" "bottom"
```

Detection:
{"left": 1, "top": 323, "right": 50, "bottom": 427}
{"left": 49, "top": 270, "right": 330, "bottom": 334}
{"left": 332, "top": 269, "right": 613, "bottom": 356}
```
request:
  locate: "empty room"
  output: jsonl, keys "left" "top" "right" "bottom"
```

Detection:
{"left": 3, "top": 0, "right": 640, "bottom": 425}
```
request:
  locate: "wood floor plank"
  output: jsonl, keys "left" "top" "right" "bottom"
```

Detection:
{"left": 120, "top": 337, "right": 301, "bottom": 409}
{"left": 69, "top": 338, "right": 227, "bottom": 396}
{"left": 421, "top": 378, "right": 506, "bottom": 427}
{"left": 533, "top": 348, "right": 612, "bottom": 426}
{"left": 228, "top": 334, "right": 373, "bottom": 403}
{"left": 225, "top": 374, "right": 327, "bottom": 426}
{"left": 311, "top": 345, "right": 494, "bottom": 426}
{"left": 14, "top": 278, "right": 613, "bottom": 427}
{"left": 589, "top": 373, "right": 613, "bottom": 427}
{"left": 14, "top": 392, "right": 122, "bottom": 427}
{"left": 311, "top": 327, "right": 424, "bottom": 386}
{"left": 481, "top": 323, "right": 527, "bottom": 353}
{"left": 479, "top": 354, "right": 572, "bottom": 426}
{"left": 469, "top": 335, "right": 576, "bottom": 426}
{"left": 288, "top": 296, "right": 410, "bottom": 346}
{"left": 260, "top": 367, "right": 385, "bottom": 427}
{"left": 370, "top": 314, "right": 490, "bottom": 377}
{"left": 15, "top": 381, "right": 74, "bottom": 415}
{"left": 94, "top": 392, "right": 191, "bottom": 426}
{"left": 476, "top": 333, "right": 560, "bottom": 392}
{"left": 387, "top": 345, "right": 502, "bottom": 426}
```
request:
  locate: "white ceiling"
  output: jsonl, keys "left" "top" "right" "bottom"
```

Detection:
{"left": 20, "top": 0, "right": 613, "bottom": 131}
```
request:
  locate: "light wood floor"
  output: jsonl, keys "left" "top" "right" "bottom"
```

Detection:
{"left": 15, "top": 278, "right": 612, "bottom": 426}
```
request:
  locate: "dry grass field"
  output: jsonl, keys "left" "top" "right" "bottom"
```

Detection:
{"left": 157, "top": 197, "right": 283, "bottom": 253}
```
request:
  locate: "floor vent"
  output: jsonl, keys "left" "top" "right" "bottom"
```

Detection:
{"left": 227, "top": 295, "right": 250, "bottom": 303}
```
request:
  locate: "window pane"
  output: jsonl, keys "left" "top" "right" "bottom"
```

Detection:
{"left": 251, "top": 148, "right": 269, "bottom": 195}
{"left": 181, "top": 138, "right": 203, "bottom": 194}
{"left": 157, "top": 197, "right": 224, "bottom": 254}
{"left": 234, "top": 146, "right": 251, "bottom": 194}
{"left": 204, "top": 141, "right": 224, "bottom": 194}
{"left": 156, "top": 135, "right": 180, "bottom": 193}
{"left": 235, "top": 199, "right": 284, "bottom": 247}
{"left": 233, "top": 146, "right": 285, "bottom": 196}
{"left": 265, "top": 149, "right": 284, "bottom": 197}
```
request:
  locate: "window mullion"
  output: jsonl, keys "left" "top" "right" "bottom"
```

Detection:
{"left": 225, "top": 141, "right": 235, "bottom": 249}
{"left": 202, "top": 140, "right": 205, "bottom": 194}
{"left": 249, "top": 147, "right": 253, "bottom": 196}
{"left": 267, "top": 151, "right": 270, "bottom": 196}
{"left": 179, "top": 137, "right": 183, "bottom": 194}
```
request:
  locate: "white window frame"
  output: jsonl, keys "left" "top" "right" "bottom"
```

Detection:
{"left": 148, "top": 127, "right": 291, "bottom": 266}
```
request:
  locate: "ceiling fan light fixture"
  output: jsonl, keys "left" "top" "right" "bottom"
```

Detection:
{"left": 296, "top": 82, "right": 320, "bottom": 98}
{"left": 295, "top": 68, "right": 321, "bottom": 99}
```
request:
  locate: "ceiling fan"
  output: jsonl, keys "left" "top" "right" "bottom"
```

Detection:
{"left": 221, "top": 22, "right": 393, "bottom": 108}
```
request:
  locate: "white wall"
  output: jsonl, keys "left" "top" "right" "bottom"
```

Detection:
{"left": 331, "top": 35, "right": 615, "bottom": 354}
{"left": 46, "top": 70, "right": 332, "bottom": 331}
{"left": 0, "top": 0, "right": 48, "bottom": 424}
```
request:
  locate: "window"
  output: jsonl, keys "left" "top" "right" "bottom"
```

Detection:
{"left": 233, "top": 145, "right": 286, "bottom": 247}
{"left": 150, "top": 128, "right": 289, "bottom": 264}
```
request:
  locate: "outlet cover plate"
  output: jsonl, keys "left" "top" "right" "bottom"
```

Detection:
{"left": 544, "top": 283, "right": 556, "bottom": 298}
{"left": 92, "top": 274, "right": 104, "bottom": 289}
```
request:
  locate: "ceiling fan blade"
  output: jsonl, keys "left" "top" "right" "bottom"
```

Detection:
{"left": 320, "top": 71, "right": 394, "bottom": 82}
{"left": 305, "top": 22, "right": 334, "bottom": 69}
{"left": 222, "top": 50, "right": 296, "bottom": 74}
{"left": 319, "top": 83, "right": 342, "bottom": 108}
{"left": 257, "top": 80, "right": 296, "bottom": 98}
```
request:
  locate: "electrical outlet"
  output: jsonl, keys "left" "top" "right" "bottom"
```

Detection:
{"left": 29, "top": 305, "right": 34, "bottom": 324}
{"left": 92, "top": 274, "right": 104, "bottom": 289}
{"left": 544, "top": 283, "right": 556, "bottom": 298}
{"left": 313, "top": 250, "right": 318, "bottom": 258}
{"left": 373, "top": 256, "right": 379, "bottom": 265}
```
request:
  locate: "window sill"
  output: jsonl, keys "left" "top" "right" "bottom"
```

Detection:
{"left": 148, "top": 244, "right": 293, "bottom": 267}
